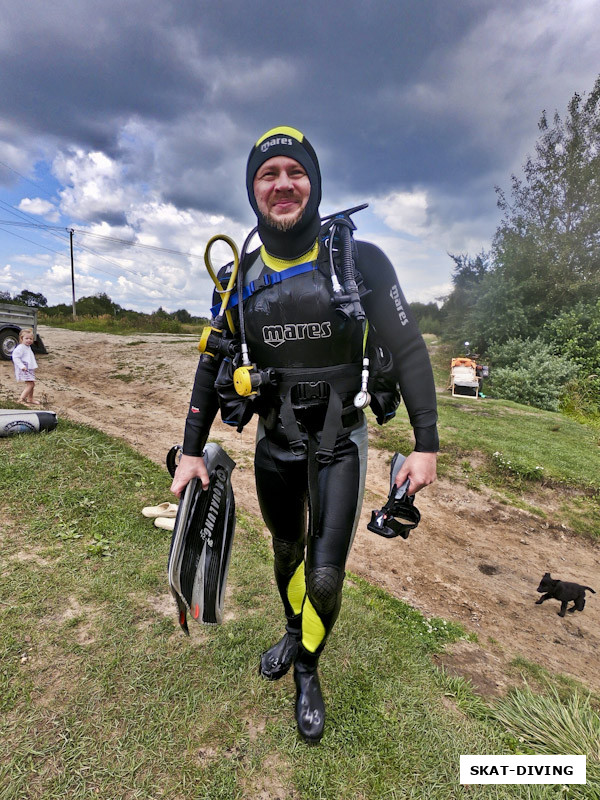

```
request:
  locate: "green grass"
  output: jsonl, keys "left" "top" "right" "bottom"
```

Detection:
{"left": 3, "top": 420, "right": 593, "bottom": 799}
{"left": 425, "top": 338, "right": 600, "bottom": 483}
{"left": 369, "top": 359, "right": 600, "bottom": 537}
{"left": 436, "top": 394, "right": 599, "bottom": 486}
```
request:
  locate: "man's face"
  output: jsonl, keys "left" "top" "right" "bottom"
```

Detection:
{"left": 253, "top": 156, "right": 311, "bottom": 231}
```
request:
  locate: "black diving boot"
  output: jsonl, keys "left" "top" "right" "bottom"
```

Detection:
{"left": 259, "top": 616, "right": 301, "bottom": 681}
{"left": 294, "top": 646, "right": 325, "bottom": 744}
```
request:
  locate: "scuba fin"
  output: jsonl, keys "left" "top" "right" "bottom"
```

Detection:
{"left": 167, "top": 442, "right": 236, "bottom": 631}
{"left": 367, "top": 452, "right": 421, "bottom": 539}
{"left": 166, "top": 443, "right": 182, "bottom": 479}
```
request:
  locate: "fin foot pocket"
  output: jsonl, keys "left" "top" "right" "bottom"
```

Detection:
{"left": 294, "top": 664, "right": 325, "bottom": 744}
{"left": 259, "top": 631, "right": 300, "bottom": 680}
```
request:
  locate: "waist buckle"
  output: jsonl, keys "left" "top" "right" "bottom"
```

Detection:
{"left": 291, "top": 381, "right": 330, "bottom": 407}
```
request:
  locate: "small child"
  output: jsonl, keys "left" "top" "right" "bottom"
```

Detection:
{"left": 12, "top": 328, "right": 40, "bottom": 405}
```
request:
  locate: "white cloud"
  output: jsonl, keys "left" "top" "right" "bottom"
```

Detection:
{"left": 207, "top": 56, "right": 297, "bottom": 102}
{"left": 53, "top": 149, "right": 139, "bottom": 222}
{"left": 0, "top": 263, "right": 26, "bottom": 294}
{"left": 369, "top": 185, "right": 495, "bottom": 259}
{"left": 17, "top": 197, "right": 60, "bottom": 222}
{"left": 43, "top": 262, "right": 74, "bottom": 288}
{"left": 369, "top": 190, "right": 429, "bottom": 237}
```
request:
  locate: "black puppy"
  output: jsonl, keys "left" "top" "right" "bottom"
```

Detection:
{"left": 535, "top": 572, "right": 595, "bottom": 617}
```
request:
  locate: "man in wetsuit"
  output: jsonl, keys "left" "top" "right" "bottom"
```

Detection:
{"left": 171, "top": 126, "right": 438, "bottom": 743}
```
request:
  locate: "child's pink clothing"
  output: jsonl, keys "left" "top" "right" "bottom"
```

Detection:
{"left": 12, "top": 343, "right": 38, "bottom": 382}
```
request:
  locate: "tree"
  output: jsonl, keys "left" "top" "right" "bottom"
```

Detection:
{"left": 13, "top": 289, "right": 48, "bottom": 307}
{"left": 410, "top": 301, "right": 443, "bottom": 334}
{"left": 172, "top": 308, "right": 192, "bottom": 324}
{"left": 465, "top": 273, "right": 530, "bottom": 351}
{"left": 76, "top": 292, "right": 121, "bottom": 316}
{"left": 441, "top": 75, "right": 600, "bottom": 350}
{"left": 440, "top": 251, "right": 490, "bottom": 343}
{"left": 486, "top": 337, "right": 578, "bottom": 412}
{"left": 493, "top": 75, "right": 600, "bottom": 325}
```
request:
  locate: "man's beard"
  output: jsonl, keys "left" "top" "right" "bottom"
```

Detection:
{"left": 264, "top": 206, "right": 305, "bottom": 232}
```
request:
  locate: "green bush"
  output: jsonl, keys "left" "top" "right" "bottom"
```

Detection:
{"left": 542, "top": 299, "right": 600, "bottom": 372}
{"left": 486, "top": 337, "right": 578, "bottom": 411}
{"left": 560, "top": 374, "right": 600, "bottom": 420}
{"left": 541, "top": 300, "right": 600, "bottom": 419}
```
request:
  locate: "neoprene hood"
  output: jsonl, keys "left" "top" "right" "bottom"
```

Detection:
{"left": 246, "top": 126, "right": 322, "bottom": 259}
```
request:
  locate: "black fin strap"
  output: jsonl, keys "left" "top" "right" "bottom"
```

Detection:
{"left": 368, "top": 491, "right": 421, "bottom": 539}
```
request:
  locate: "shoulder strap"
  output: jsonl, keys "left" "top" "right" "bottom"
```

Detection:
{"left": 210, "top": 259, "right": 317, "bottom": 317}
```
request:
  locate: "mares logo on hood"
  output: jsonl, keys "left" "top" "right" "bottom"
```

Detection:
{"left": 263, "top": 321, "right": 332, "bottom": 348}
{"left": 260, "top": 136, "right": 293, "bottom": 153}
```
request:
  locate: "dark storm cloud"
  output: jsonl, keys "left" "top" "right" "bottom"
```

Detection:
{"left": 1, "top": 0, "right": 598, "bottom": 234}
{"left": 2, "top": 1, "right": 206, "bottom": 150}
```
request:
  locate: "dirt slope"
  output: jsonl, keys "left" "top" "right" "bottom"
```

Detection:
{"left": 2, "top": 326, "right": 598, "bottom": 695}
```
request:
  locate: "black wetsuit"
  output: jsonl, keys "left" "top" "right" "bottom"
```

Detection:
{"left": 183, "top": 237, "right": 438, "bottom": 663}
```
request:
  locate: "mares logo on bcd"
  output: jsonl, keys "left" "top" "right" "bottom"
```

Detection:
{"left": 390, "top": 285, "right": 409, "bottom": 326}
{"left": 263, "top": 321, "right": 332, "bottom": 348}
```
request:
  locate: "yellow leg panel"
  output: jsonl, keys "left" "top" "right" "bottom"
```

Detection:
{"left": 302, "top": 597, "right": 326, "bottom": 653}
{"left": 287, "top": 561, "right": 306, "bottom": 616}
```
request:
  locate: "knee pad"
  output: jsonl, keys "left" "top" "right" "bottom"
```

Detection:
{"left": 307, "top": 566, "right": 343, "bottom": 616}
{"left": 272, "top": 537, "right": 304, "bottom": 576}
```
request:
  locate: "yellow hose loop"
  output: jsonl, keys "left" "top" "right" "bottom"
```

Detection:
{"left": 204, "top": 234, "right": 240, "bottom": 333}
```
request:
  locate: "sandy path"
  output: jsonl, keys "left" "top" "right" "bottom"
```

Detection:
{"left": 2, "top": 325, "right": 598, "bottom": 695}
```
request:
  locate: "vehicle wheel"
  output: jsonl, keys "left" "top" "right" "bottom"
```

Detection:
{"left": 0, "top": 329, "right": 19, "bottom": 360}
{"left": 32, "top": 335, "right": 48, "bottom": 355}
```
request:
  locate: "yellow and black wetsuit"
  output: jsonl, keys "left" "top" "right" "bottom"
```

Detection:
{"left": 183, "top": 238, "right": 438, "bottom": 654}
{"left": 182, "top": 126, "right": 438, "bottom": 743}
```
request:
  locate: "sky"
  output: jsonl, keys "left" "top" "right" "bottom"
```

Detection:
{"left": 0, "top": 0, "right": 599, "bottom": 316}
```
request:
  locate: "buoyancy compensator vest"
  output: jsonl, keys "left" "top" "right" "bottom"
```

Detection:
{"left": 206, "top": 205, "right": 402, "bottom": 450}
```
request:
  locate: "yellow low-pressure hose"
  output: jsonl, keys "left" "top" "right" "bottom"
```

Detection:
{"left": 204, "top": 234, "right": 240, "bottom": 333}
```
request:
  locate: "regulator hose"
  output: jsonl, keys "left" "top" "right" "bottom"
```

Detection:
{"left": 204, "top": 234, "right": 240, "bottom": 333}
{"left": 323, "top": 203, "right": 368, "bottom": 322}
{"left": 235, "top": 226, "right": 259, "bottom": 367}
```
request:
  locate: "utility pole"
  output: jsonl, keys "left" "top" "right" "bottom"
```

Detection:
{"left": 69, "top": 228, "right": 76, "bottom": 319}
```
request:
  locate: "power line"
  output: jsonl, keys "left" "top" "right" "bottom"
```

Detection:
{"left": 0, "top": 220, "right": 65, "bottom": 231}
{"left": 0, "top": 171, "right": 203, "bottom": 303}
{"left": 0, "top": 160, "right": 58, "bottom": 201}
{"left": 0, "top": 208, "right": 177, "bottom": 292}
{"left": 0, "top": 223, "right": 71, "bottom": 260}
{"left": 0, "top": 200, "right": 70, "bottom": 246}
{"left": 72, "top": 228, "right": 204, "bottom": 259}
{"left": 72, "top": 238, "right": 172, "bottom": 291}
{"left": 0, "top": 218, "right": 205, "bottom": 260}
{"left": 0, "top": 221, "right": 170, "bottom": 294}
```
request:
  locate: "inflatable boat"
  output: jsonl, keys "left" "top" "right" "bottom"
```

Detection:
{"left": 0, "top": 409, "right": 58, "bottom": 437}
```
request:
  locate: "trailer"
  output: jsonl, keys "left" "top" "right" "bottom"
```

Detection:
{"left": 0, "top": 303, "right": 48, "bottom": 361}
